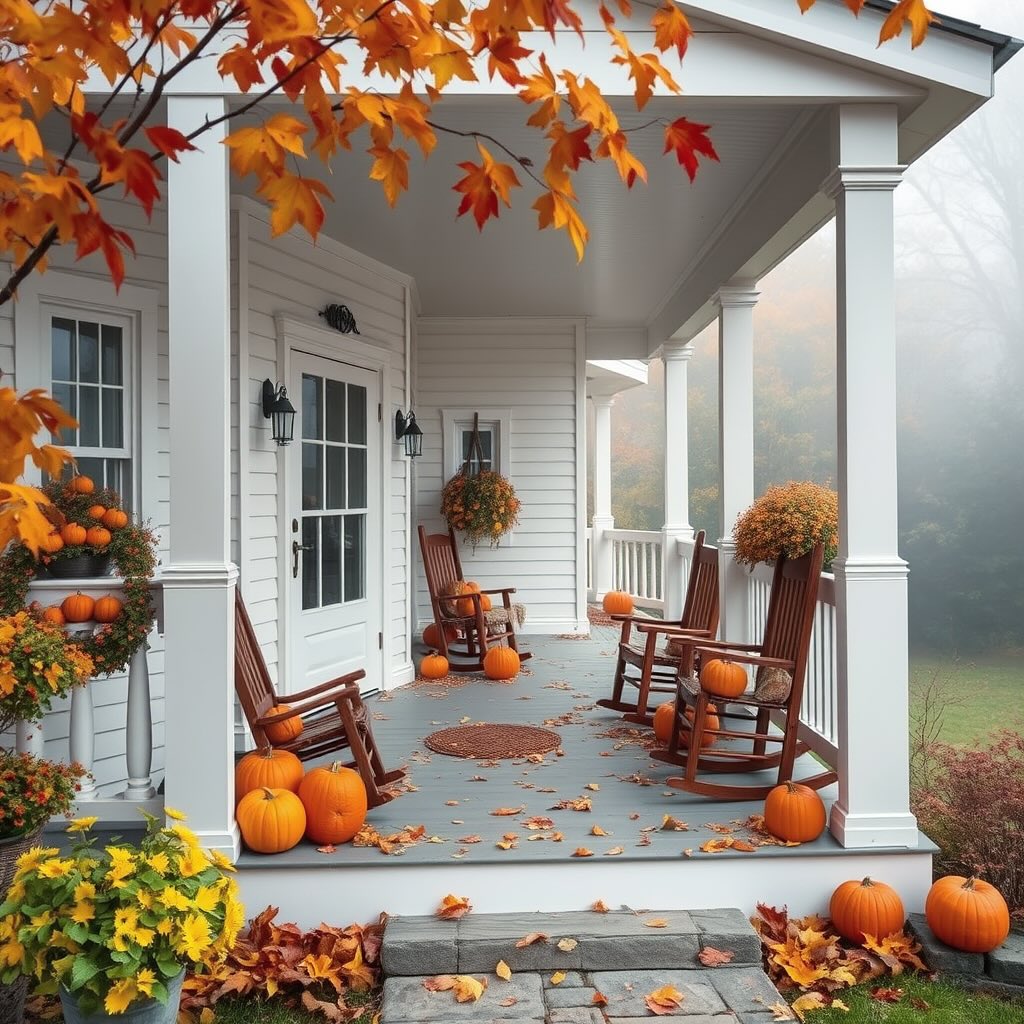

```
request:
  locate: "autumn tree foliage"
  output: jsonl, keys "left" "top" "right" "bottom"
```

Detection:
{"left": 0, "top": 0, "right": 934, "bottom": 306}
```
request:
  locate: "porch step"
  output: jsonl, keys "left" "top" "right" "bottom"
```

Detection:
{"left": 381, "top": 908, "right": 763, "bottom": 976}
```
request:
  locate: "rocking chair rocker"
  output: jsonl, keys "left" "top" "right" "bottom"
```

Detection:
{"left": 649, "top": 544, "right": 837, "bottom": 801}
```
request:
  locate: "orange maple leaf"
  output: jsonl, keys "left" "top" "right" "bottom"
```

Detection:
{"left": 258, "top": 174, "right": 332, "bottom": 237}
{"left": 436, "top": 893, "right": 472, "bottom": 919}
{"left": 879, "top": 0, "right": 935, "bottom": 48}
{"left": 368, "top": 145, "right": 411, "bottom": 207}
{"left": 651, "top": 1, "right": 692, "bottom": 59}
{"left": 453, "top": 143, "right": 521, "bottom": 229}
{"left": 663, "top": 118, "right": 719, "bottom": 183}
{"left": 144, "top": 126, "right": 197, "bottom": 163}
{"left": 533, "top": 189, "right": 588, "bottom": 261}
{"left": 644, "top": 984, "right": 685, "bottom": 1015}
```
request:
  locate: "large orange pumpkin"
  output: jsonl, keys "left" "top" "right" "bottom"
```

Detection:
{"left": 235, "top": 747, "right": 304, "bottom": 804}
{"left": 652, "top": 701, "right": 720, "bottom": 747}
{"left": 423, "top": 622, "right": 457, "bottom": 648}
{"left": 602, "top": 591, "right": 634, "bottom": 615}
{"left": 61, "top": 592, "right": 95, "bottom": 623}
{"left": 42, "top": 606, "right": 66, "bottom": 626}
{"left": 829, "top": 877, "right": 905, "bottom": 944}
{"left": 299, "top": 762, "right": 368, "bottom": 844}
{"left": 479, "top": 593, "right": 493, "bottom": 611}
{"left": 85, "top": 526, "right": 111, "bottom": 548}
{"left": 93, "top": 595, "right": 123, "bottom": 623}
{"left": 464, "top": 580, "right": 481, "bottom": 593}
{"left": 41, "top": 532, "right": 64, "bottom": 554}
{"left": 60, "top": 523, "right": 87, "bottom": 546}
{"left": 483, "top": 646, "right": 520, "bottom": 681}
{"left": 102, "top": 508, "right": 129, "bottom": 529}
{"left": 87, "top": 504, "right": 107, "bottom": 521}
{"left": 68, "top": 475, "right": 95, "bottom": 494}
{"left": 420, "top": 652, "right": 449, "bottom": 679}
{"left": 264, "top": 705, "right": 303, "bottom": 744}
{"left": 236, "top": 787, "right": 306, "bottom": 853}
{"left": 764, "top": 781, "right": 827, "bottom": 843}
{"left": 700, "top": 659, "right": 748, "bottom": 699}
{"left": 925, "top": 876, "right": 1010, "bottom": 954}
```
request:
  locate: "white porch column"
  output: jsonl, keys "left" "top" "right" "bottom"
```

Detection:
{"left": 714, "top": 283, "right": 759, "bottom": 642}
{"left": 590, "top": 395, "right": 615, "bottom": 599}
{"left": 162, "top": 96, "right": 240, "bottom": 857}
{"left": 661, "top": 342, "right": 694, "bottom": 620}
{"left": 825, "top": 105, "right": 917, "bottom": 849}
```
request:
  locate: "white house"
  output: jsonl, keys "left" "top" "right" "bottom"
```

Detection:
{"left": 3, "top": 0, "right": 1018, "bottom": 916}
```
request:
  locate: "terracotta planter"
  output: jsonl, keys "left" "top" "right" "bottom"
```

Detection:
{"left": 59, "top": 969, "right": 185, "bottom": 1024}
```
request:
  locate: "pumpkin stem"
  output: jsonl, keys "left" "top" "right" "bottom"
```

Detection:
{"left": 258, "top": 746, "right": 275, "bottom": 759}
{"left": 785, "top": 781, "right": 799, "bottom": 794}
{"left": 861, "top": 876, "right": 874, "bottom": 887}
{"left": 261, "top": 787, "right": 277, "bottom": 799}
{"left": 329, "top": 761, "right": 344, "bottom": 773}
{"left": 963, "top": 876, "right": 977, "bottom": 890}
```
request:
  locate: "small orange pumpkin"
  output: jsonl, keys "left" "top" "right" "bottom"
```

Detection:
{"left": 102, "top": 508, "right": 129, "bottom": 529}
{"left": 423, "top": 622, "right": 457, "bottom": 648}
{"left": 479, "top": 593, "right": 493, "bottom": 611}
{"left": 925, "top": 876, "right": 1010, "bottom": 954}
{"left": 42, "top": 606, "right": 66, "bottom": 626}
{"left": 41, "top": 532, "right": 64, "bottom": 554}
{"left": 61, "top": 592, "right": 95, "bottom": 623}
{"left": 764, "top": 781, "right": 827, "bottom": 843}
{"left": 85, "top": 526, "right": 111, "bottom": 548}
{"left": 299, "top": 762, "right": 368, "bottom": 844}
{"left": 483, "top": 646, "right": 520, "bottom": 681}
{"left": 60, "top": 523, "right": 87, "bottom": 546}
{"left": 602, "top": 591, "right": 634, "bottom": 615}
{"left": 87, "top": 504, "right": 107, "bottom": 520}
{"left": 236, "top": 787, "right": 306, "bottom": 854}
{"left": 464, "top": 580, "right": 481, "bottom": 593}
{"left": 441, "top": 580, "right": 474, "bottom": 617}
{"left": 235, "top": 747, "right": 304, "bottom": 804}
{"left": 420, "top": 652, "right": 449, "bottom": 679}
{"left": 830, "top": 877, "right": 905, "bottom": 944}
{"left": 93, "top": 595, "right": 123, "bottom": 623}
{"left": 264, "top": 705, "right": 303, "bottom": 744}
{"left": 68, "top": 475, "right": 95, "bottom": 494}
{"left": 700, "top": 659, "right": 748, "bottom": 699}
{"left": 652, "top": 701, "right": 719, "bottom": 747}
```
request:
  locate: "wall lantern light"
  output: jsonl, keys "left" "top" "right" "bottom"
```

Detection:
{"left": 262, "top": 380, "right": 297, "bottom": 446}
{"left": 394, "top": 409, "right": 423, "bottom": 458}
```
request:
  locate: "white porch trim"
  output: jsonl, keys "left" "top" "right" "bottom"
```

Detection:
{"left": 590, "top": 394, "right": 615, "bottom": 601}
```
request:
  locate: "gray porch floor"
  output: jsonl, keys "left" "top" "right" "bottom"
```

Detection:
{"left": 237, "top": 622, "right": 873, "bottom": 870}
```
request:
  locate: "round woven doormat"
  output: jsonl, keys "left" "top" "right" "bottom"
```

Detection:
{"left": 424, "top": 723, "right": 562, "bottom": 759}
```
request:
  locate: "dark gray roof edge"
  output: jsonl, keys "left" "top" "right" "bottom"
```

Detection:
{"left": 863, "top": 0, "right": 1023, "bottom": 70}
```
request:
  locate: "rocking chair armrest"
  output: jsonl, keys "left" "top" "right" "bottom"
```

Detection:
{"left": 480, "top": 587, "right": 517, "bottom": 596}
{"left": 670, "top": 636, "right": 764, "bottom": 653}
{"left": 613, "top": 615, "right": 682, "bottom": 625}
{"left": 691, "top": 647, "right": 795, "bottom": 672}
{"left": 289, "top": 670, "right": 367, "bottom": 702}
{"left": 258, "top": 684, "right": 363, "bottom": 724}
{"left": 634, "top": 623, "right": 713, "bottom": 638}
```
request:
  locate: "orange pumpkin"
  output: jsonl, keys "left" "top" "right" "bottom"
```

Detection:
{"left": 41, "top": 532, "right": 64, "bottom": 554}
{"left": 464, "top": 580, "right": 481, "bottom": 593}
{"left": 479, "top": 593, "right": 493, "bottom": 611}
{"left": 483, "top": 646, "right": 520, "bottom": 681}
{"left": 60, "top": 523, "right": 87, "bottom": 546}
{"left": 264, "top": 705, "right": 303, "bottom": 744}
{"left": 87, "top": 504, "right": 107, "bottom": 520}
{"left": 85, "top": 526, "right": 111, "bottom": 548}
{"left": 236, "top": 787, "right": 306, "bottom": 854}
{"left": 423, "top": 622, "right": 457, "bottom": 648}
{"left": 830, "top": 877, "right": 905, "bottom": 944}
{"left": 441, "top": 580, "right": 474, "bottom": 617}
{"left": 925, "top": 876, "right": 1010, "bottom": 954}
{"left": 299, "top": 762, "right": 368, "bottom": 844}
{"left": 93, "top": 595, "right": 123, "bottom": 623}
{"left": 61, "top": 592, "right": 95, "bottom": 623}
{"left": 602, "top": 590, "right": 634, "bottom": 615}
{"left": 102, "top": 508, "right": 129, "bottom": 529}
{"left": 420, "top": 652, "right": 449, "bottom": 679}
{"left": 763, "top": 781, "right": 827, "bottom": 843}
{"left": 42, "top": 606, "right": 66, "bottom": 626}
{"left": 652, "top": 701, "right": 719, "bottom": 747}
{"left": 700, "top": 659, "right": 748, "bottom": 699}
{"left": 235, "top": 747, "right": 304, "bottom": 804}
{"left": 68, "top": 475, "right": 95, "bottom": 494}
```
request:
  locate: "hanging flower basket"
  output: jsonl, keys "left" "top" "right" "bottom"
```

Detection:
{"left": 732, "top": 481, "right": 838, "bottom": 568}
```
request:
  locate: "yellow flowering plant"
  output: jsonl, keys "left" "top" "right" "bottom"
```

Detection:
{"left": 0, "top": 809, "right": 244, "bottom": 1016}
{"left": 732, "top": 481, "right": 839, "bottom": 569}
{"left": 440, "top": 470, "right": 521, "bottom": 550}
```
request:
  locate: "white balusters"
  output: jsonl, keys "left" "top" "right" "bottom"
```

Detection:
{"left": 16, "top": 718, "right": 44, "bottom": 757}
{"left": 123, "top": 644, "right": 156, "bottom": 800}
{"left": 69, "top": 683, "right": 97, "bottom": 799}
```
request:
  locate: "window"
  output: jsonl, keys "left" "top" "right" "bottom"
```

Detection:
{"left": 48, "top": 310, "right": 133, "bottom": 505}
{"left": 456, "top": 421, "right": 496, "bottom": 474}
{"left": 441, "top": 408, "right": 512, "bottom": 479}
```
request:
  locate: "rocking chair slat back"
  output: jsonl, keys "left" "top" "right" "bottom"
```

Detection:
{"left": 419, "top": 526, "right": 465, "bottom": 599}
{"left": 234, "top": 589, "right": 276, "bottom": 735}
{"left": 681, "top": 532, "right": 720, "bottom": 634}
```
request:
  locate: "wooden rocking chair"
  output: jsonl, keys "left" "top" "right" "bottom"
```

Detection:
{"left": 596, "top": 530, "right": 719, "bottom": 725}
{"left": 233, "top": 590, "right": 405, "bottom": 808}
{"left": 418, "top": 525, "right": 531, "bottom": 673}
{"left": 650, "top": 544, "right": 837, "bottom": 800}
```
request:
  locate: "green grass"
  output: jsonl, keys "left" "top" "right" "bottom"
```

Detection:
{"left": 200, "top": 989, "right": 377, "bottom": 1024}
{"left": 800, "top": 974, "right": 1024, "bottom": 1023}
{"left": 909, "top": 652, "right": 1024, "bottom": 746}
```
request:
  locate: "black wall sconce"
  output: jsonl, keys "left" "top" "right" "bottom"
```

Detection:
{"left": 262, "top": 380, "right": 297, "bottom": 446}
{"left": 394, "top": 409, "right": 423, "bottom": 458}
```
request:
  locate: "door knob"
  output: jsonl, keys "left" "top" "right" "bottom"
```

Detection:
{"left": 292, "top": 539, "right": 313, "bottom": 578}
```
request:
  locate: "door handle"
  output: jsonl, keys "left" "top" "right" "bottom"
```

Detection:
{"left": 292, "top": 539, "right": 313, "bottom": 578}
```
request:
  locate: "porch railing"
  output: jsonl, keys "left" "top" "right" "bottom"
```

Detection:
{"left": 608, "top": 529, "right": 663, "bottom": 611}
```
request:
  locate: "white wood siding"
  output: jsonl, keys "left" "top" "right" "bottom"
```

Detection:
{"left": 414, "top": 318, "right": 585, "bottom": 633}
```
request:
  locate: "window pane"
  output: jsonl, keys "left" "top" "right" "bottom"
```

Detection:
{"left": 322, "top": 515, "right": 342, "bottom": 606}
{"left": 79, "top": 321, "right": 100, "bottom": 383}
{"left": 302, "top": 374, "right": 321, "bottom": 440}
{"left": 301, "top": 517, "right": 319, "bottom": 610}
{"left": 102, "top": 388, "right": 123, "bottom": 448}
{"left": 347, "top": 384, "right": 366, "bottom": 445}
{"left": 79, "top": 386, "right": 100, "bottom": 446}
{"left": 343, "top": 514, "right": 365, "bottom": 602}
{"left": 101, "top": 325, "right": 123, "bottom": 385}
{"left": 326, "top": 446, "right": 346, "bottom": 510}
{"left": 76, "top": 457, "right": 105, "bottom": 488}
{"left": 302, "top": 442, "right": 322, "bottom": 510}
{"left": 109, "top": 459, "right": 132, "bottom": 511}
{"left": 325, "top": 379, "right": 346, "bottom": 443}
{"left": 52, "top": 318, "right": 76, "bottom": 381}
{"left": 52, "top": 383, "right": 76, "bottom": 441}
{"left": 348, "top": 448, "right": 366, "bottom": 509}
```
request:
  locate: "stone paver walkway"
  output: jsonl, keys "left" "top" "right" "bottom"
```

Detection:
{"left": 380, "top": 909, "right": 786, "bottom": 1023}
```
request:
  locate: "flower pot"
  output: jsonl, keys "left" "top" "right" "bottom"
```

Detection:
{"left": 44, "top": 553, "right": 112, "bottom": 579}
{"left": 0, "top": 826, "right": 45, "bottom": 1024}
{"left": 59, "top": 969, "right": 185, "bottom": 1024}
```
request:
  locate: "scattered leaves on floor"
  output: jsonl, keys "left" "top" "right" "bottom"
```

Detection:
{"left": 495, "top": 959, "right": 512, "bottom": 980}
{"left": 604, "top": 845, "right": 624, "bottom": 856}
{"left": 644, "top": 984, "right": 685, "bottom": 1015}
{"left": 516, "top": 931, "right": 548, "bottom": 947}
{"left": 491, "top": 805, "right": 525, "bottom": 816}
{"left": 436, "top": 894, "right": 472, "bottom": 920}
{"left": 698, "top": 946, "right": 735, "bottom": 966}
{"left": 556, "top": 937, "right": 578, "bottom": 952}
{"left": 453, "top": 975, "right": 486, "bottom": 1002}
{"left": 523, "top": 815, "right": 555, "bottom": 829}
{"left": 591, "top": 899, "right": 610, "bottom": 913}
{"left": 871, "top": 986, "right": 904, "bottom": 1003}
{"left": 590, "top": 824, "right": 610, "bottom": 835}
{"left": 550, "top": 796, "right": 592, "bottom": 811}
{"left": 592, "top": 991, "right": 608, "bottom": 1007}
{"left": 572, "top": 846, "right": 594, "bottom": 857}
{"left": 550, "top": 971, "right": 567, "bottom": 985}
{"left": 353, "top": 823, "right": 427, "bottom": 855}
{"left": 644, "top": 918, "right": 669, "bottom": 928}
{"left": 662, "top": 814, "right": 688, "bottom": 831}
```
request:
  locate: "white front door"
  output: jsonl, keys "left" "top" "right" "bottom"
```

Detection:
{"left": 288, "top": 351, "right": 381, "bottom": 693}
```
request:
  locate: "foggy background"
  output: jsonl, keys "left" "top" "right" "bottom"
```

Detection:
{"left": 597, "top": 0, "right": 1023, "bottom": 658}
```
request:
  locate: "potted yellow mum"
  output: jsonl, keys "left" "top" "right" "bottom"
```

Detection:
{"left": 0, "top": 809, "right": 243, "bottom": 1022}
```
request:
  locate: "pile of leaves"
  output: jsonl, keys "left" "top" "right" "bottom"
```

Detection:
{"left": 177, "top": 906, "right": 384, "bottom": 1023}
{"left": 751, "top": 904, "right": 928, "bottom": 1019}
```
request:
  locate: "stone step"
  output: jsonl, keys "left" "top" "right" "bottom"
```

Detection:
{"left": 381, "top": 908, "right": 763, "bottom": 977}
